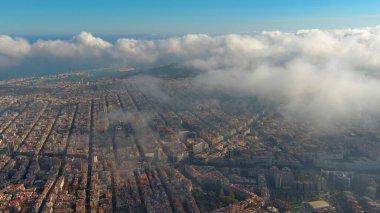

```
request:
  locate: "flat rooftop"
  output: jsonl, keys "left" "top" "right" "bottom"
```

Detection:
{"left": 308, "top": 200, "right": 330, "bottom": 210}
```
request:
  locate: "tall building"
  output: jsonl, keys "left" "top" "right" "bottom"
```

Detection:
{"left": 315, "top": 175, "right": 327, "bottom": 192}
{"left": 365, "top": 186, "right": 377, "bottom": 200}
{"left": 281, "top": 167, "right": 294, "bottom": 189}
{"left": 7, "top": 141, "right": 14, "bottom": 157}
{"left": 270, "top": 166, "right": 282, "bottom": 189}
{"left": 270, "top": 166, "right": 294, "bottom": 189}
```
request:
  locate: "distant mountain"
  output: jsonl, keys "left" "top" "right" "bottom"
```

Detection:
{"left": 140, "top": 64, "right": 204, "bottom": 79}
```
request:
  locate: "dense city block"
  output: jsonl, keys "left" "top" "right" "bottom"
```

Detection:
{"left": 0, "top": 69, "right": 380, "bottom": 212}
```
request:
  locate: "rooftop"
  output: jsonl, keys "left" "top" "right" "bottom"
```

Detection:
{"left": 308, "top": 200, "right": 330, "bottom": 210}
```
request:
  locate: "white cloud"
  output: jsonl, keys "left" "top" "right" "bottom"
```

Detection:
{"left": 32, "top": 32, "right": 112, "bottom": 57}
{"left": 73, "top": 31, "right": 112, "bottom": 48}
{"left": 2, "top": 27, "right": 380, "bottom": 127}
{"left": 114, "top": 39, "right": 157, "bottom": 63}
{"left": 0, "top": 35, "right": 30, "bottom": 68}
{"left": 0, "top": 35, "right": 30, "bottom": 56}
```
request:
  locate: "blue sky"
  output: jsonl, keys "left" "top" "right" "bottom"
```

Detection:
{"left": 2, "top": 0, "right": 380, "bottom": 35}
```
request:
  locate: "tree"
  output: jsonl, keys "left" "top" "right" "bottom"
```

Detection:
{"left": 218, "top": 188, "right": 225, "bottom": 199}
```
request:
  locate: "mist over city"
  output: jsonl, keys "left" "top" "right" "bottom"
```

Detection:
{"left": 1, "top": 1, "right": 380, "bottom": 212}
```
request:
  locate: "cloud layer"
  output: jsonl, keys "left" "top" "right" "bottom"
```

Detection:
{"left": 2, "top": 27, "right": 380, "bottom": 127}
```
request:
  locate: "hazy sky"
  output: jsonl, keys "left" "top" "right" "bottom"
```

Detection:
{"left": 2, "top": 0, "right": 380, "bottom": 35}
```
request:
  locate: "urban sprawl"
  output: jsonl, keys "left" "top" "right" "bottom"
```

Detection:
{"left": 0, "top": 70, "right": 380, "bottom": 213}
